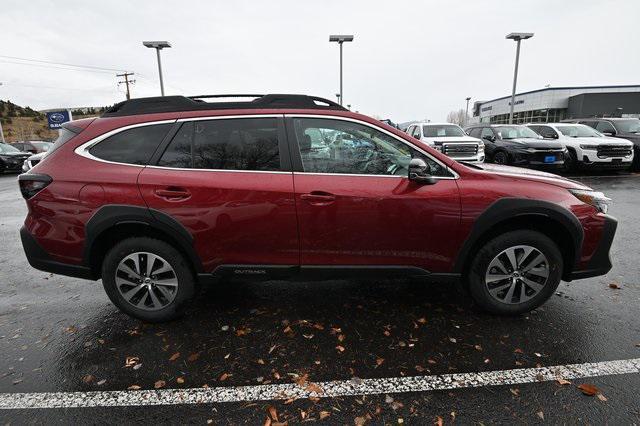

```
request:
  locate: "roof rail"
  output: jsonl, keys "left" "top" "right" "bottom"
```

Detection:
{"left": 101, "top": 94, "right": 346, "bottom": 117}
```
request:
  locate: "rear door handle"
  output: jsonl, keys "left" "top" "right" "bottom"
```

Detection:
{"left": 154, "top": 187, "right": 191, "bottom": 200}
{"left": 300, "top": 191, "right": 336, "bottom": 205}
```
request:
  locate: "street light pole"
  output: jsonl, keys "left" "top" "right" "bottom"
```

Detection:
{"left": 465, "top": 97, "right": 471, "bottom": 126}
{"left": 143, "top": 41, "right": 172, "bottom": 96}
{"left": 329, "top": 35, "right": 354, "bottom": 106}
{"left": 506, "top": 32, "right": 533, "bottom": 124}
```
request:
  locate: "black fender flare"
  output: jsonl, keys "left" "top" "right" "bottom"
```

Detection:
{"left": 83, "top": 205, "right": 203, "bottom": 273}
{"left": 453, "top": 197, "right": 583, "bottom": 274}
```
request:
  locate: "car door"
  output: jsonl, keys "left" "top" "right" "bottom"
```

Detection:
{"left": 138, "top": 116, "right": 299, "bottom": 273}
{"left": 480, "top": 127, "right": 497, "bottom": 157}
{"left": 286, "top": 116, "right": 461, "bottom": 273}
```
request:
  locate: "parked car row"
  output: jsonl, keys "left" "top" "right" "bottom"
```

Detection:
{"left": 401, "top": 118, "right": 638, "bottom": 173}
{"left": 0, "top": 141, "right": 53, "bottom": 173}
{"left": 0, "top": 143, "right": 31, "bottom": 173}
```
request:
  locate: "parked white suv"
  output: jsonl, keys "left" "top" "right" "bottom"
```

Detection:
{"left": 527, "top": 123, "right": 634, "bottom": 171}
{"left": 406, "top": 122, "right": 484, "bottom": 162}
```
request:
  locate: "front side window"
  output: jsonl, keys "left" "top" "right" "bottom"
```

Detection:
{"left": 613, "top": 119, "right": 640, "bottom": 133}
{"left": 480, "top": 128, "right": 494, "bottom": 140}
{"left": 292, "top": 118, "right": 450, "bottom": 177}
{"left": 423, "top": 125, "right": 465, "bottom": 137}
{"left": 0, "top": 143, "right": 22, "bottom": 154}
{"left": 89, "top": 123, "right": 172, "bottom": 165}
{"left": 158, "top": 118, "right": 281, "bottom": 171}
{"left": 595, "top": 121, "right": 616, "bottom": 134}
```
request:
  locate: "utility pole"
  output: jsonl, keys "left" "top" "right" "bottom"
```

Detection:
{"left": 116, "top": 72, "right": 135, "bottom": 100}
{"left": 465, "top": 97, "right": 471, "bottom": 126}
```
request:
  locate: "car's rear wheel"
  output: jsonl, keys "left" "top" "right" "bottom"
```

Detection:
{"left": 468, "top": 230, "right": 562, "bottom": 315}
{"left": 102, "top": 237, "right": 196, "bottom": 322}
{"left": 493, "top": 151, "right": 509, "bottom": 165}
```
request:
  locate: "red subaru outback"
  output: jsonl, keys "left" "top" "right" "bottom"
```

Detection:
{"left": 19, "top": 94, "right": 617, "bottom": 322}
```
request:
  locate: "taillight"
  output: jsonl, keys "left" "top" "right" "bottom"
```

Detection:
{"left": 18, "top": 174, "right": 52, "bottom": 199}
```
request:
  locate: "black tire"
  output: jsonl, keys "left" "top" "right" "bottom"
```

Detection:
{"left": 467, "top": 230, "right": 562, "bottom": 315}
{"left": 101, "top": 237, "right": 196, "bottom": 322}
{"left": 493, "top": 151, "right": 509, "bottom": 165}
{"left": 564, "top": 149, "right": 577, "bottom": 172}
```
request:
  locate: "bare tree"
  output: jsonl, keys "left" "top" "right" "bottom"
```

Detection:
{"left": 446, "top": 109, "right": 469, "bottom": 126}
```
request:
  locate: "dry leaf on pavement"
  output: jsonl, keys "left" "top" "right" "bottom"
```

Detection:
{"left": 169, "top": 352, "right": 180, "bottom": 361}
{"left": 578, "top": 383, "right": 599, "bottom": 396}
{"left": 154, "top": 380, "right": 166, "bottom": 389}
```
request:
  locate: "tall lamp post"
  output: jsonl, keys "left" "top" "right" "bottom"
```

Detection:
{"left": 329, "top": 35, "right": 354, "bottom": 106}
{"left": 506, "top": 32, "right": 533, "bottom": 124}
{"left": 465, "top": 96, "right": 471, "bottom": 125}
{"left": 143, "top": 41, "right": 171, "bottom": 96}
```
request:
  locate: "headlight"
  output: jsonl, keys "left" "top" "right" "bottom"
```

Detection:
{"left": 579, "top": 144, "right": 598, "bottom": 150}
{"left": 569, "top": 189, "right": 611, "bottom": 214}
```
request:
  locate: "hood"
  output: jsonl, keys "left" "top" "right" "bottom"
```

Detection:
{"left": 423, "top": 135, "right": 481, "bottom": 144}
{"left": 570, "top": 136, "right": 634, "bottom": 146}
{"left": 466, "top": 163, "right": 591, "bottom": 190}
{"left": 503, "top": 138, "right": 564, "bottom": 149}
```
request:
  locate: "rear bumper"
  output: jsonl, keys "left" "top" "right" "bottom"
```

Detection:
{"left": 567, "top": 215, "right": 617, "bottom": 280}
{"left": 20, "top": 226, "right": 95, "bottom": 280}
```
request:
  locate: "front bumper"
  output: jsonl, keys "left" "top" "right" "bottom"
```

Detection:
{"left": 567, "top": 215, "right": 617, "bottom": 280}
{"left": 20, "top": 226, "right": 95, "bottom": 280}
{"left": 510, "top": 150, "right": 565, "bottom": 169}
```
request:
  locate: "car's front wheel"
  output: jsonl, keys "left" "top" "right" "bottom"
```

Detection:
{"left": 101, "top": 237, "right": 196, "bottom": 322}
{"left": 468, "top": 230, "right": 562, "bottom": 315}
{"left": 493, "top": 151, "right": 509, "bottom": 165}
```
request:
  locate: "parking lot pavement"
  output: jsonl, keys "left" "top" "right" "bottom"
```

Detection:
{"left": 1, "top": 173, "right": 639, "bottom": 424}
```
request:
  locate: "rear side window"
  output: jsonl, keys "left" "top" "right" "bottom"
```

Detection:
{"left": 89, "top": 123, "right": 172, "bottom": 165}
{"left": 157, "top": 118, "right": 281, "bottom": 171}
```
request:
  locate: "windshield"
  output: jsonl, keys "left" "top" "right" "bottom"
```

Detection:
{"left": 557, "top": 125, "right": 602, "bottom": 138}
{"left": 422, "top": 125, "right": 465, "bottom": 137}
{"left": 31, "top": 142, "right": 53, "bottom": 151}
{"left": 495, "top": 126, "right": 540, "bottom": 139}
{"left": 614, "top": 119, "right": 640, "bottom": 133}
{"left": 0, "top": 143, "right": 22, "bottom": 154}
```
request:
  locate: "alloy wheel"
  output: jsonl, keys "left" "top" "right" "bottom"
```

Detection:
{"left": 484, "top": 245, "right": 549, "bottom": 305}
{"left": 115, "top": 252, "right": 178, "bottom": 311}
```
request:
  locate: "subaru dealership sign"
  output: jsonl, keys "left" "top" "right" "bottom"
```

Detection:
{"left": 46, "top": 110, "right": 72, "bottom": 129}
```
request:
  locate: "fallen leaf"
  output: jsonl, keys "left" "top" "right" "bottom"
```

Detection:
{"left": 474, "top": 345, "right": 482, "bottom": 351}
{"left": 176, "top": 377, "right": 185, "bottom": 384}
{"left": 597, "top": 393, "right": 608, "bottom": 402}
{"left": 417, "top": 317, "right": 427, "bottom": 324}
{"left": 556, "top": 378, "right": 571, "bottom": 385}
{"left": 578, "top": 383, "right": 599, "bottom": 396}
{"left": 319, "top": 411, "right": 330, "bottom": 420}
{"left": 219, "top": 373, "right": 230, "bottom": 381}
{"left": 383, "top": 330, "right": 391, "bottom": 337}
{"left": 187, "top": 352, "right": 200, "bottom": 362}
{"left": 264, "top": 417, "right": 272, "bottom": 426}
{"left": 267, "top": 405, "right": 279, "bottom": 422}
{"left": 257, "top": 358, "right": 265, "bottom": 365}
{"left": 449, "top": 337, "right": 457, "bottom": 343}
{"left": 536, "top": 411, "right": 544, "bottom": 420}
{"left": 435, "top": 416, "right": 444, "bottom": 426}
{"left": 510, "top": 388, "right": 520, "bottom": 396}
{"left": 609, "top": 282, "right": 621, "bottom": 289}
{"left": 236, "top": 327, "right": 250, "bottom": 336}
{"left": 283, "top": 326, "right": 293, "bottom": 335}
{"left": 82, "top": 374, "right": 95, "bottom": 384}
{"left": 354, "top": 416, "right": 367, "bottom": 426}
{"left": 96, "top": 379, "right": 106, "bottom": 386}
{"left": 169, "top": 352, "right": 180, "bottom": 361}
{"left": 306, "top": 382, "right": 323, "bottom": 394}
{"left": 124, "top": 356, "right": 139, "bottom": 368}
{"left": 128, "top": 384, "right": 141, "bottom": 390}
{"left": 514, "top": 348, "right": 524, "bottom": 354}
{"left": 338, "top": 334, "right": 346, "bottom": 342}
{"left": 154, "top": 380, "right": 166, "bottom": 389}
{"left": 376, "top": 358, "right": 385, "bottom": 367}
{"left": 336, "top": 345, "right": 345, "bottom": 352}
{"left": 300, "top": 410, "right": 307, "bottom": 420}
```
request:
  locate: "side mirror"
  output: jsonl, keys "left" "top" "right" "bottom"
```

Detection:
{"left": 602, "top": 130, "right": 616, "bottom": 136}
{"left": 543, "top": 133, "right": 558, "bottom": 139}
{"left": 483, "top": 135, "right": 495, "bottom": 142}
{"left": 408, "top": 158, "right": 437, "bottom": 185}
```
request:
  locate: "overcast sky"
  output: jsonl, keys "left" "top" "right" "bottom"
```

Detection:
{"left": 1, "top": 0, "right": 638, "bottom": 122}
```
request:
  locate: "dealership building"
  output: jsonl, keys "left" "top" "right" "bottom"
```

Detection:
{"left": 472, "top": 84, "right": 640, "bottom": 124}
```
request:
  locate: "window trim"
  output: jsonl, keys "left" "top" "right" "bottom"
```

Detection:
{"left": 74, "top": 119, "right": 177, "bottom": 168}
{"left": 284, "top": 114, "right": 458, "bottom": 180}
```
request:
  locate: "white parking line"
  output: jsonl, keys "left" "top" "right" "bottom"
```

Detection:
{"left": 1, "top": 358, "right": 639, "bottom": 409}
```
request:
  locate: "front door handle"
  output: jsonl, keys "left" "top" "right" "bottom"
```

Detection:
{"left": 300, "top": 191, "right": 336, "bottom": 205}
{"left": 154, "top": 187, "right": 191, "bottom": 201}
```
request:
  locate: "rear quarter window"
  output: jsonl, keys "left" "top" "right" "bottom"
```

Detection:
{"left": 89, "top": 123, "right": 173, "bottom": 165}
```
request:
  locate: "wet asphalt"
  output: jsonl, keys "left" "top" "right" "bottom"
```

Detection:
{"left": 0, "top": 172, "right": 639, "bottom": 424}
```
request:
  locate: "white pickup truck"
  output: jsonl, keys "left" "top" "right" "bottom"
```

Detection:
{"left": 406, "top": 122, "right": 485, "bottom": 162}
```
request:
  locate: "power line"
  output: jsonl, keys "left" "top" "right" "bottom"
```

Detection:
{"left": 0, "top": 60, "right": 117, "bottom": 75}
{"left": 0, "top": 54, "right": 127, "bottom": 72}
